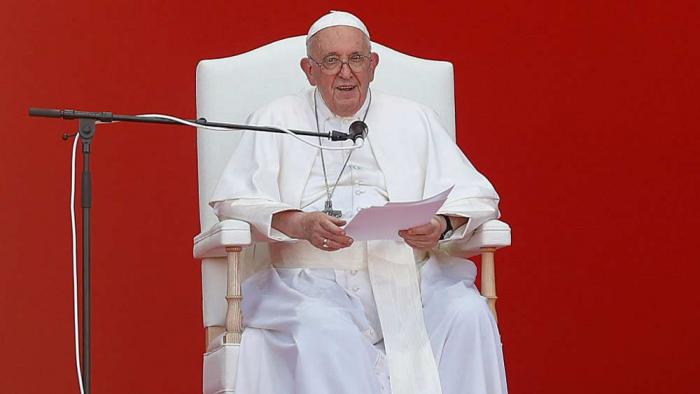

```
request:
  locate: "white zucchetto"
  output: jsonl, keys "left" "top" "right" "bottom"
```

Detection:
{"left": 307, "top": 10, "right": 370, "bottom": 41}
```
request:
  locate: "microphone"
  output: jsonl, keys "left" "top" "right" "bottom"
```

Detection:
{"left": 348, "top": 120, "right": 369, "bottom": 143}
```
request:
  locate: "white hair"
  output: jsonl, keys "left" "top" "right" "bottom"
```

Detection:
{"left": 305, "top": 28, "right": 372, "bottom": 58}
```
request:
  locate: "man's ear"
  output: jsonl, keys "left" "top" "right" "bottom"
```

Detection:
{"left": 368, "top": 52, "right": 380, "bottom": 83}
{"left": 300, "top": 58, "right": 317, "bottom": 86}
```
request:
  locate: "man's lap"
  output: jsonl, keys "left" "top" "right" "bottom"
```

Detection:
{"left": 237, "top": 254, "right": 503, "bottom": 393}
{"left": 240, "top": 254, "right": 488, "bottom": 343}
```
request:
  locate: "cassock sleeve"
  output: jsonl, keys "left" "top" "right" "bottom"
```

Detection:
{"left": 209, "top": 111, "right": 299, "bottom": 242}
{"left": 421, "top": 108, "right": 501, "bottom": 241}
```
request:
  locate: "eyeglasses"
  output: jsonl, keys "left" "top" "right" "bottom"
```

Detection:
{"left": 308, "top": 54, "right": 371, "bottom": 74}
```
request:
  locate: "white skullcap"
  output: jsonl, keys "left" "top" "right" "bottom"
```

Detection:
{"left": 306, "top": 10, "right": 370, "bottom": 42}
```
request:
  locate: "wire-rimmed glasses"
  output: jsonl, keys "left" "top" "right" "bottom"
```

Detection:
{"left": 308, "top": 54, "right": 372, "bottom": 74}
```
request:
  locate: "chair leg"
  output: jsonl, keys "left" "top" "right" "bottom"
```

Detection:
{"left": 480, "top": 247, "right": 498, "bottom": 323}
{"left": 225, "top": 246, "right": 243, "bottom": 344}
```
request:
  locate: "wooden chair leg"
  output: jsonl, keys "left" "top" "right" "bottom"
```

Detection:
{"left": 480, "top": 247, "right": 498, "bottom": 323}
{"left": 224, "top": 246, "right": 243, "bottom": 344}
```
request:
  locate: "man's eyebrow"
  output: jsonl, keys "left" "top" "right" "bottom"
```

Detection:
{"left": 323, "top": 51, "right": 364, "bottom": 57}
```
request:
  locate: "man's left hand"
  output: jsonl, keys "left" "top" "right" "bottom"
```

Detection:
{"left": 398, "top": 215, "right": 446, "bottom": 250}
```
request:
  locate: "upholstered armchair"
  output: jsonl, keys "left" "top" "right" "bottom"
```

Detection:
{"left": 192, "top": 36, "right": 511, "bottom": 394}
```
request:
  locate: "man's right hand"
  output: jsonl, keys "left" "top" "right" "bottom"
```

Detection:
{"left": 272, "top": 211, "right": 353, "bottom": 251}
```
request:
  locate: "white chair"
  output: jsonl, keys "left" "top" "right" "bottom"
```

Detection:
{"left": 192, "top": 35, "right": 511, "bottom": 394}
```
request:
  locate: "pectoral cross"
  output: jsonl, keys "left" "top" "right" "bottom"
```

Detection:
{"left": 323, "top": 200, "right": 342, "bottom": 218}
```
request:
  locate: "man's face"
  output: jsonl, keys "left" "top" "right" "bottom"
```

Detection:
{"left": 301, "top": 26, "right": 379, "bottom": 117}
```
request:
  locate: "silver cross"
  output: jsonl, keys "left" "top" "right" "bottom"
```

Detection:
{"left": 323, "top": 200, "right": 342, "bottom": 218}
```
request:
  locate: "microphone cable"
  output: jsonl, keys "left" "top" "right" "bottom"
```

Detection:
{"left": 69, "top": 133, "right": 86, "bottom": 394}
{"left": 110, "top": 114, "right": 365, "bottom": 150}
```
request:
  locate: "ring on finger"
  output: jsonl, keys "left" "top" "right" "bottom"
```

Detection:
{"left": 322, "top": 238, "right": 329, "bottom": 248}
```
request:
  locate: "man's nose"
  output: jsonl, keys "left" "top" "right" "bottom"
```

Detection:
{"left": 338, "top": 62, "right": 353, "bottom": 78}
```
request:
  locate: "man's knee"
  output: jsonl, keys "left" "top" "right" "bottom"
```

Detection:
{"left": 291, "top": 303, "right": 381, "bottom": 391}
{"left": 443, "top": 287, "right": 494, "bottom": 331}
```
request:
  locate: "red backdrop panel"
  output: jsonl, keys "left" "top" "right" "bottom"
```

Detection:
{"left": 1, "top": 1, "right": 698, "bottom": 393}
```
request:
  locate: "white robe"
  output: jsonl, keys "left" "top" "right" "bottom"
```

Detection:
{"left": 210, "top": 88, "right": 507, "bottom": 394}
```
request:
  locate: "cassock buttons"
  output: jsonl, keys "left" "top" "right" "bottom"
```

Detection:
{"left": 352, "top": 285, "right": 360, "bottom": 293}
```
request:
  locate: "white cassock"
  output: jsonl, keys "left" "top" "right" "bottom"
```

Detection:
{"left": 210, "top": 88, "right": 508, "bottom": 394}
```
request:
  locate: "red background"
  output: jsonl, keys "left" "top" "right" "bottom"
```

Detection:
{"left": 2, "top": 1, "right": 699, "bottom": 393}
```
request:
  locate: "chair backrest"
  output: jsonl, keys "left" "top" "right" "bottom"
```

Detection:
{"left": 196, "top": 35, "right": 455, "bottom": 232}
{"left": 196, "top": 35, "right": 455, "bottom": 327}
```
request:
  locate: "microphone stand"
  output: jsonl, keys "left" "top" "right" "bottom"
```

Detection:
{"left": 29, "top": 107, "right": 366, "bottom": 394}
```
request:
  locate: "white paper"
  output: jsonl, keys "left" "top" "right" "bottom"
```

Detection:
{"left": 344, "top": 186, "right": 454, "bottom": 241}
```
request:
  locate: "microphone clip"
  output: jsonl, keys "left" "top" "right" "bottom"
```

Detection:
{"left": 329, "top": 130, "right": 351, "bottom": 141}
{"left": 329, "top": 121, "right": 369, "bottom": 142}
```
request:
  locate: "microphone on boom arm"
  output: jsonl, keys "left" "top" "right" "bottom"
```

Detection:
{"left": 29, "top": 106, "right": 369, "bottom": 145}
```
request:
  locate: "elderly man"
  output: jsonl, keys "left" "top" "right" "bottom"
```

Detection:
{"left": 210, "top": 11, "right": 507, "bottom": 394}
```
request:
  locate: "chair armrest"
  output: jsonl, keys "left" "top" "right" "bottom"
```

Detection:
{"left": 193, "top": 220, "right": 252, "bottom": 258}
{"left": 440, "top": 219, "right": 511, "bottom": 258}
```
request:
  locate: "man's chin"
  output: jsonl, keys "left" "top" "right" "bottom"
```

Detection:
{"left": 331, "top": 94, "right": 363, "bottom": 116}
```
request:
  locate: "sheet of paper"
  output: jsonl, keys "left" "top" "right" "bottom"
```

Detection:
{"left": 343, "top": 186, "right": 454, "bottom": 241}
